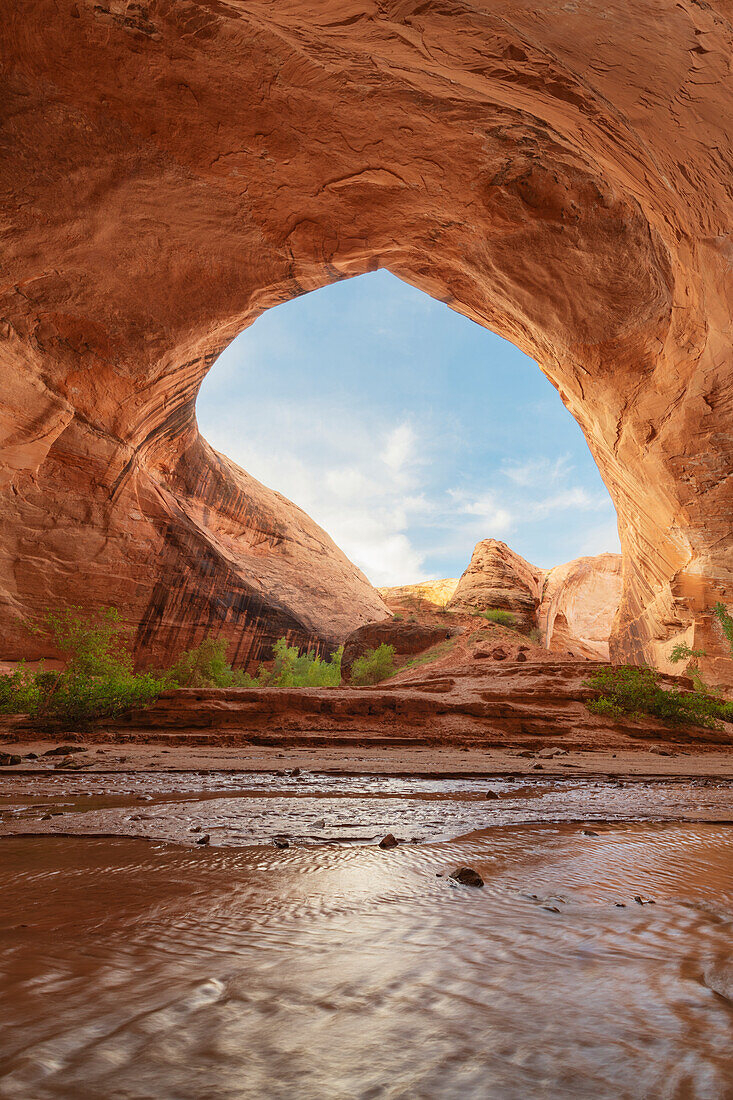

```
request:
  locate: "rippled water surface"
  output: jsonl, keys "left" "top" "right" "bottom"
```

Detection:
{"left": 2, "top": 812, "right": 733, "bottom": 1098}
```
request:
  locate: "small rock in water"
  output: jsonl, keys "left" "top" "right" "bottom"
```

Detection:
{"left": 290, "top": 767, "right": 301, "bottom": 777}
{"left": 634, "top": 895, "right": 655, "bottom": 905}
{"left": 43, "top": 745, "right": 85, "bottom": 756}
{"left": 379, "top": 833, "right": 399, "bottom": 849}
{"left": 40, "top": 813, "right": 52, "bottom": 821}
{"left": 449, "top": 867, "right": 484, "bottom": 888}
{"left": 195, "top": 834, "right": 210, "bottom": 846}
{"left": 541, "top": 905, "right": 561, "bottom": 913}
{"left": 582, "top": 829, "right": 599, "bottom": 836}
{"left": 532, "top": 763, "right": 544, "bottom": 770}
{"left": 25, "top": 752, "right": 38, "bottom": 760}
{"left": 273, "top": 838, "right": 289, "bottom": 849}
{"left": 485, "top": 790, "right": 499, "bottom": 800}
{"left": 188, "top": 825, "right": 201, "bottom": 833}
{"left": 313, "top": 818, "right": 326, "bottom": 830}
{"left": 0, "top": 753, "right": 21, "bottom": 766}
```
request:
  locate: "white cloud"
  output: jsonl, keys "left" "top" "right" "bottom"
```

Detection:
{"left": 449, "top": 489, "right": 514, "bottom": 533}
{"left": 383, "top": 422, "right": 417, "bottom": 475}
{"left": 527, "top": 487, "right": 610, "bottom": 519}
{"left": 200, "top": 397, "right": 434, "bottom": 586}
{"left": 501, "top": 454, "right": 573, "bottom": 487}
{"left": 577, "top": 519, "right": 622, "bottom": 557}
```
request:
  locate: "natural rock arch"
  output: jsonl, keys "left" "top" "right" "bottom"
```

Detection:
{"left": 2, "top": 0, "right": 732, "bottom": 679}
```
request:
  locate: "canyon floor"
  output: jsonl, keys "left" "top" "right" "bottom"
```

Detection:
{"left": 2, "top": 616, "right": 733, "bottom": 1099}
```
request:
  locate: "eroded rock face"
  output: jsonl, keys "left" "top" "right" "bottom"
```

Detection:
{"left": 377, "top": 580, "right": 460, "bottom": 610}
{"left": 2, "top": 0, "right": 733, "bottom": 676}
{"left": 539, "top": 554, "right": 623, "bottom": 661}
{"left": 448, "top": 541, "right": 542, "bottom": 631}
{"left": 341, "top": 619, "right": 456, "bottom": 679}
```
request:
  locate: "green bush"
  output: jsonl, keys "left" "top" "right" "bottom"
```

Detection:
{"left": 350, "top": 643, "right": 396, "bottom": 686}
{"left": 480, "top": 608, "right": 517, "bottom": 628}
{"left": 167, "top": 637, "right": 252, "bottom": 688}
{"left": 713, "top": 602, "right": 733, "bottom": 655}
{"left": 0, "top": 662, "right": 41, "bottom": 715}
{"left": 669, "top": 641, "right": 709, "bottom": 692}
{"left": 585, "top": 666, "right": 733, "bottom": 730}
{"left": 0, "top": 607, "right": 164, "bottom": 728}
{"left": 392, "top": 614, "right": 403, "bottom": 622}
{"left": 258, "top": 638, "right": 343, "bottom": 687}
{"left": 169, "top": 636, "right": 343, "bottom": 689}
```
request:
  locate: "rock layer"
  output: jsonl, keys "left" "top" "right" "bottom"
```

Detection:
{"left": 2, "top": 0, "right": 733, "bottom": 676}
{"left": 341, "top": 618, "right": 457, "bottom": 679}
{"left": 448, "top": 540, "right": 542, "bottom": 631}
{"left": 446, "top": 539, "right": 623, "bottom": 659}
{"left": 377, "top": 580, "right": 460, "bottom": 611}
{"left": 540, "top": 554, "right": 623, "bottom": 661}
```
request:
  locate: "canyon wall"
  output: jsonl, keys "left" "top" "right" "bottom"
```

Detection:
{"left": 539, "top": 553, "right": 623, "bottom": 661}
{"left": 2, "top": 0, "right": 733, "bottom": 675}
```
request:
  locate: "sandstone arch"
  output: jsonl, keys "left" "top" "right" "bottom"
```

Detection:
{"left": 2, "top": 0, "right": 732, "bottom": 678}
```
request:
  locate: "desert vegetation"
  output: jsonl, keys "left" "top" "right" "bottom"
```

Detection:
{"left": 0, "top": 607, "right": 162, "bottom": 728}
{"left": 349, "top": 643, "right": 397, "bottom": 686}
{"left": 585, "top": 666, "right": 733, "bottom": 729}
{"left": 0, "top": 607, "right": 403, "bottom": 728}
{"left": 475, "top": 608, "right": 517, "bottom": 627}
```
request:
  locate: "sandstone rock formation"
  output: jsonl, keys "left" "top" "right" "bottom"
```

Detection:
{"left": 446, "top": 539, "right": 623, "bottom": 659}
{"left": 448, "top": 540, "right": 542, "bottom": 630}
{"left": 341, "top": 619, "right": 457, "bottom": 679}
{"left": 377, "top": 579, "right": 459, "bottom": 610}
{"left": 540, "top": 554, "right": 623, "bottom": 661}
{"left": 2, "top": 0, "right": 733, "bottom": 679}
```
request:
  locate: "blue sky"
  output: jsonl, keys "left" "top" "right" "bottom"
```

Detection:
{"left": 197, "top": 270, "right": 620, "bottom": 586}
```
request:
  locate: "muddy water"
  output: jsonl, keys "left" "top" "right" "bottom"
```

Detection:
{"left": 1, "top": 779, "right": 733, "bottom": 1099}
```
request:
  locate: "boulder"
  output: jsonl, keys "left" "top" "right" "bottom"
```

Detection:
{"left": 341, "top": 620, "right": 456, "bottom": 680}
{"left": 449, "top": 867, "right": 484, "bottom": 888}
{"left": 379, "top": 834, "right": 399, "bottom": 849}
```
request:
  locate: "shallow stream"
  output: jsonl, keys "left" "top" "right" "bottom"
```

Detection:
{"left": 1, "top": 774, "right": 732, "bottom": 1098}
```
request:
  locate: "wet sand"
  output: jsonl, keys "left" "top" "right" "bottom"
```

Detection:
{"left": 3, "top": 737, "right": 733, "bottom": 780}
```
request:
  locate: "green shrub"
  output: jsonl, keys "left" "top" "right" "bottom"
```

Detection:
{"left": 585, "top": 666, "right": 733, "bottom": 730}
{"left": 2, "top": 607, "right": 164, "bottom": 728}
{"left": 713, "top": 602, "right": 733, "bottom": 655}
{"left": 480, "top": 608, "right": 517, "bottom": 628}
{"left": 669, "top": 642, "right": 709, "bottom": 693}
{"left": 167, "top": 637, "right": 250, "bottom": 688}
{"left": 170, "top": 636, "right": 343, "bottom": 689}
{"left": 528, "top": 627, "right": 542, "bottom": 645}
{"left": 258, "top": 638, "right": 343, "bottom": 688}
{"left": 0, "top": 662, "right": 41, "bottom": 715}
{"left": 350, "top": 643, "right": 396, "bottom": 686}
{"left": 392, "top": 614, "right": 403, "bottom": 622}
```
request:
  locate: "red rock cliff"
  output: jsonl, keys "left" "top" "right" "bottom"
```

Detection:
{"left": 2, "top": 0, "right": 733, "bottom": 675}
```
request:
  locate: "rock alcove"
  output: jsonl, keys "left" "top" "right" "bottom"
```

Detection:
{"left": 2, "top": 0, "right": 732, "bottom": 681}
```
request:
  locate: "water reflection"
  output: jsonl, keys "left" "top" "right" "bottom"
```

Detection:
{"left": 1, "top": 824, "right": 732, "bottom": 1099}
